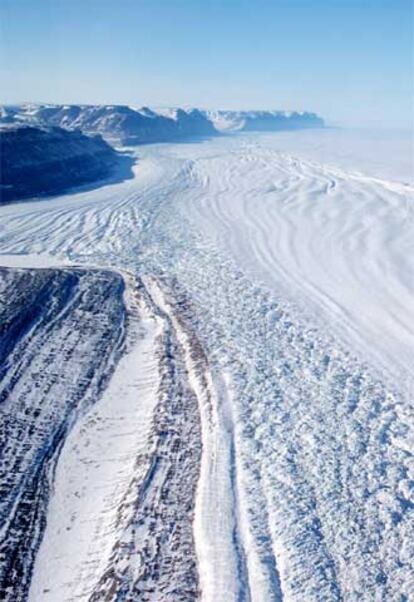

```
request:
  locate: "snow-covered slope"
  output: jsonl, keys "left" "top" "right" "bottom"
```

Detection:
{"left": 0, "top": 266, "right": 126, "bottom": 600}
{"left": 0, "top": 128, "right": 412, "bottom": 601}
{"left": 0, "top": 125, "right": 134, "bottom": 203}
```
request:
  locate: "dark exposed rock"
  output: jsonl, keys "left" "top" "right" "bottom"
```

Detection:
{"left": 0, "top": 125, "right": 134, "bottom": 203}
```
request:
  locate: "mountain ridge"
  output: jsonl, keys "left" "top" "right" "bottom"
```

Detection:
{"left": 1, "top": 104, "right": 324, "bottom": 145}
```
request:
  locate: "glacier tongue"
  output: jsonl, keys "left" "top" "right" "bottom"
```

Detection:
{"left": 0, "top": 130, "right": 413, "bottom": 601}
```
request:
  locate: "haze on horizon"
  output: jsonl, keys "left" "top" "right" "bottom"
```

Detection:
{"left": 0, "top": 0, "right": 412, "bottom": 129}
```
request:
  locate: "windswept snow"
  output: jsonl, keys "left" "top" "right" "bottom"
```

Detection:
{"left": 0, "top": 128, "right": 413, "bottom": 601}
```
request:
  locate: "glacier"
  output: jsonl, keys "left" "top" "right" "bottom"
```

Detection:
{"left": 0, "top": 126, "right": 413, "bottom": 601}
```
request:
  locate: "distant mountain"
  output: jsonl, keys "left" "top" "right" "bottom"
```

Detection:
{"left": 203, "top": 109, "right": 324, "bottom": 132}
{"left": 1, "top": 105, "right": 324, "bottom": 146}
{"left": 0, "top": 125, "right": 134, "bottom": 203}
{"left": 0, "top": 105, "right": 217, "bottom": 146}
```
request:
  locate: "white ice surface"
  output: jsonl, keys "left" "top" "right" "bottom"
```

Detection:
{"left": 142, "top": 132, "right": 414, "bottom": 389}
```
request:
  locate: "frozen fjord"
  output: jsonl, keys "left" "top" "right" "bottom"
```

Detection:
{"left": 0, "top": 130, "right": 413, "bottom": 601}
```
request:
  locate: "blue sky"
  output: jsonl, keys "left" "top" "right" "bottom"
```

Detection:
{"left": 1, "top": 0, "right": 412, "bottom": 126}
